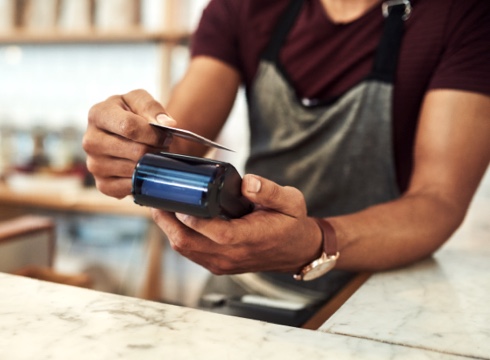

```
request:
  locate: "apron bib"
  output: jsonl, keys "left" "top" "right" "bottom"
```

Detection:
{"left": 246, "top": 0, "right": 406, "bottom": 217}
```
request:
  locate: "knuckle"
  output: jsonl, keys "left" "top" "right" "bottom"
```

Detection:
{"left": 267, "top": 183, "right": 282, "bottom": 201}
{"left": 217, "top": 227, "right": 235, "bottom": 245}
{"left": 85, "top": 157, "right": 97, "bottom": 174}
{"left": 96, "top": 179, "right": 127, "bottom": 199}
{"left": 208, "top": 251, "right": 241, "bottom": 275}
{"left": 207, "top": 261, "right": 230, "bottom": 276}
{"left": 82, "top": 133, "right": 97, "bottom": 154}
{"left": 151, "top": 209, "right": 162, "bottom": 223}
{"left": 168, "top": 231, "right": 191, "bottom": 254}
{"left": 88, "top": 95, "right": 124, "bottom": 126}
{"left": 124, "top": 89, "right": 154, "bottom": 113}
{"left": 118, "top": 116, "right": 140, "bottom": 139}
{"left": 95, "top": 181, "right": 112, "bottom": 197}
{"left": 208, "top": 267, "right": 226, "bottom": 276}
{"left": 87, "top": 103, "right": 102, "bottom": 125}
{"left": 169, "top": 241, "right": 180, "bottom": 252}
{"left": 285, "top": 185, "right": 304, "bottom": 200}
{"left": 81, "top": 134, "right": 91, "bottom": 152}
{"left": 126, "top": 88, "right": 149, "bottom": 99}
{"left": 141, "top": 99, "right": 162, "bottom": 117}
{"left": 129, "top": 144, "right": 149, "bottom": 160}
{"left": 218, "top": 261, "right": 235, "bottom": 274}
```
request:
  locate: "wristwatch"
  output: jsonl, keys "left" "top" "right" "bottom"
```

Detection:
{"left": 293, "top": 218, "right": 340, "bottom": 281}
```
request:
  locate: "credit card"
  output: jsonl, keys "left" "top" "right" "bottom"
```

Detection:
{"left": 150, "top": 122, "right": 234, "bottom": 152}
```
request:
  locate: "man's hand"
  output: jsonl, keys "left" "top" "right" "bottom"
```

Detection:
{"left": 151, "top": 174, "right": 323, "bottom": 275}
{"left": 83, "top": 89, "right": 176, "bottom": 199}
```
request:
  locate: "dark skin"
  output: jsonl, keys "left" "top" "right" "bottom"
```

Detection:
{"left": 84, "top": 0, "right": 490, "bottom": 276}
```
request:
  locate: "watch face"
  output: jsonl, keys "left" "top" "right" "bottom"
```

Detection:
{"left": 302, "top": 258, "right": 337, "bottom": 281}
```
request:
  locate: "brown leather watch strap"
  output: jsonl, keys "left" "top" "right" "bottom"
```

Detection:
{"left": 313, "top": 218, "right": 338, "bottom": 257}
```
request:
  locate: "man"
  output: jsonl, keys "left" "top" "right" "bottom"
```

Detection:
{"left": 83, "top": 0, "right": 489, "bottom": 320}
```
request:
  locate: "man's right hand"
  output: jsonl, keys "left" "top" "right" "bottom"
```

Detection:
{"left": 82, "top": 89, "right": 176, "bottom": 199}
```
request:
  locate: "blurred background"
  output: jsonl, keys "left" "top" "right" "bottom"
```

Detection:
{"left": 0, "top": 0, "right": 249, "bottom": 306}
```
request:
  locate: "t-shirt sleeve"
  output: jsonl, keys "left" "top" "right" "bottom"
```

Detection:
{"left": 428, "top": 0, "right": 490, "bottom": 95}
{"left": 190, "top": 0, "right": 241, "bottom": 71}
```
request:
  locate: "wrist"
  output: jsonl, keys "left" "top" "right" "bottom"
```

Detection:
{"left": 293, "top": 217, "right": 340, "bottom": 281}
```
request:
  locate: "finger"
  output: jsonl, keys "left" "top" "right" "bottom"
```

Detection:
{"left": 83, "top": 125, "right": 161, "bottom": 162}
{"left": 93, "top": 176, "right": 132, "bottom": 199}
{"left": 86, "top": 155, "right": 135, "bottom": 178}
{"left": 151, "top": 209, "right": 221, "bottom": 253}
{"left": 241, "top": 174, "right": 307, "bottom": 218}
{"left": 122, "top": 89, "right": 177, "bottom": 126}
{"left": 173, "top": 211, "right": 302, "bottom": 274}
{"left": 88, "top": 96, "right": 168, "bottom": 147}
{"left": 152, "top": 210, "right": 251, "bottom": 274}
{"left": 174, "top": 213, "right": 247, "bottom": 246}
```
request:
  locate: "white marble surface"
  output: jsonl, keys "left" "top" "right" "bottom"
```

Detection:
{"left": 0, "top": 272, "right": 469, "bottom": 360}
{"left": 320, "top": 170, "right": 490, "bottom": 360}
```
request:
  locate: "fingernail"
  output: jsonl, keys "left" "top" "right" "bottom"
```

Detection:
{"left": 156, "top": 113, "right": 177, "bottom": 126}
{"left": 246, "top": 175, "right": 261, "bottom": 193}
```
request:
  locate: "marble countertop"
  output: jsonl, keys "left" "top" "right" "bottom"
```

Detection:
{"left": 320, "top": 170, "right": 490, "bottom": 359}
{"left": 0, "top": 273, "right": 470, "bottom": 360}
{"left": 1, "top": 171, "right": 488, "bottom": 359}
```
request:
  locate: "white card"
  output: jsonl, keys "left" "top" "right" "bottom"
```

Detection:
{"left": 150, "top": 123, "right": 234, "bottom": 152}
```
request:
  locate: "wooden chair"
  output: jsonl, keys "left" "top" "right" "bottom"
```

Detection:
{"left": 0, "top": 215, "right": 91, "bottom": 288}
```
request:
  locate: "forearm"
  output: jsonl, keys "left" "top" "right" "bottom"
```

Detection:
{"left": 165, "top": 56, "right": 241, "bottom": 157}
{"left": 329, "top": 190, "right": 467, "bottom": 272}
{"left": 331, "top": 90, "right": 490, "bottom": 272}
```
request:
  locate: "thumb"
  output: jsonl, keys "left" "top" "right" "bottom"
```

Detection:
{"left": 242, "top": 174, "right": 306, "bottom": 217}
{"left": 155, "top": 113, "right": 177, "bottom": 127}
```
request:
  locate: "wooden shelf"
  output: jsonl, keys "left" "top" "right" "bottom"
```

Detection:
{"left": 0, "top": 29, "right": 191, "bottom": 45}
{"left": 0, "top": 28, "right": 190, "bottom": 104}
{"left": 0, "top": 181, "right": 151, "bottom": 218}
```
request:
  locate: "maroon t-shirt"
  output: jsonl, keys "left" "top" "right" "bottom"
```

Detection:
{"left": 191, "top": 0, "right": 490, "bottom": 192}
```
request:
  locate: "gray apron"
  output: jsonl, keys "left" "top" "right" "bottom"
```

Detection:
{"left": 247, "top": 0, "right": 403, "bottom": 217}
{"left": 200, "top": 0, "right": 409, "bottom": 323}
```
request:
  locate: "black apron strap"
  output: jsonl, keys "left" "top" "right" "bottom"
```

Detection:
{"left": 370, "top": 2, "right": 410, "bottom": 82}
{"left": 262, "top": 0, "right": 304, "bottom": 62}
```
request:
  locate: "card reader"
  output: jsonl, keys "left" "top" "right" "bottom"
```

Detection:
{"left": 132, "top": 152, "right": 254, "bottom": 219}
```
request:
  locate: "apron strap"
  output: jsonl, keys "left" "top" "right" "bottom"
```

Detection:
{"left": 262, "top": 0, "right": 411, "bottom": 84}
{"left": 370, "top": 1, "right": 411, "bottom": 82}
{"left": 262, "top": 0, "right": 304, "bottom": 62}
